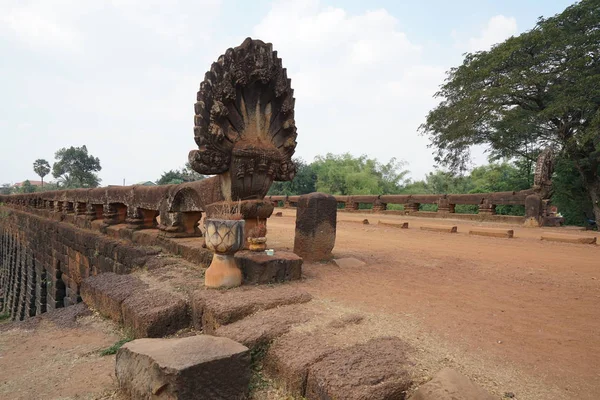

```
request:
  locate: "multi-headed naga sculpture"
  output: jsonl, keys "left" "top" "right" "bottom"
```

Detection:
{"left": 188, "top": 37, "right": 297, "bottom": 201}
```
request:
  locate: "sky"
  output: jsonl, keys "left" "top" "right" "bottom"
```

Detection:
{"left": 0, "top": 0, "right": 576, "bottom": 186}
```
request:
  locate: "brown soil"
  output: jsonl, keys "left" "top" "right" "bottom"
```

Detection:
{"left": 1, "top": 210, "right": 598, "bottom": 400}
{"left": 266, "top": 210, "right": 600, "bottom": 400}
{"left": 0, "top": 304, "right": 126, "bottom": 400}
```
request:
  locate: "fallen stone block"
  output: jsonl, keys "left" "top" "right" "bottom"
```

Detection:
{"left": 420, "top": 225, "right": 457, "bottom": 233}
{"left": 214, "top": 304, "right": 313, "bottom": 350}
{"left": 468, "top": 228, "right": 514, "bottom": 238}
{"left": 234, "top": 250, "right": 303, "bottom": 285}
{"left": 378, "top": 221, "right": 409, "bottom": 229}
{"left": 80, "top": 273, "right": 148, "bottom": 323}
{"left": 333, "top": 258, "right": 366, "bottom": 268}
{"left": 409, "top": 368, "right": 495, "bottom": 400}
{"left": 191, "top": 286, "right": 312, "bottom": 334}
{"left": 305, "top": 337, "right": 413, "bottom": 400}
{"left": 541, "top": 233, "right": 597, "bottom": 245}
{"left": 116, "top": 335, "right": 250, "bottom": 400}
{"left": 121, "top": 289, "right": 189, "bottom": 338}
{"left": 263, "top": 316, "right": 365, "bottom": 398}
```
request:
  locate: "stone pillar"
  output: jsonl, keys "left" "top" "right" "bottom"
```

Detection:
{"left": 524, "top": 194, "right": 542, "bottom": 227}
{"left": 345, "top": 201, "right": 358, "bottom": 211}
{"left": 126, "top": 207, "right": 158, "bottom": 230}
{"left": 404, "top": 203, "right": 420, "bottom": 213}
{"left": 373, "top": 199, "right": 387, "bottom": 213}
{"left": 294, "top": 192, "right": 337, "bottom": 262}
{"left": 478, "top": 201, "right": 496, "bottom": 215}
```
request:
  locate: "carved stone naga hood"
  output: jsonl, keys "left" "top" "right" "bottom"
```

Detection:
{"left": 188, "top": 37, "right": 297, "bottom": 201}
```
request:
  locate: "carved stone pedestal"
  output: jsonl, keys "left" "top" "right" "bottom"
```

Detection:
{"left": 235, "top": 250, "right": 302, "bottom": 285}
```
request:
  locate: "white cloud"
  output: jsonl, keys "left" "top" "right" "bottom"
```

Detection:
{"left": 253, "top": 1, "right": 444, "bottom": 180}
{"left": 467, "top": 15, "right": 518, "bottom": 52}
{"left": 0, "top": 0, "right": 85, "bottom": 51}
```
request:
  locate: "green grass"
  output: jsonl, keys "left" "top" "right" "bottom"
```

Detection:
{"left": 99, "top": 337, "right": 133, "bottom": 356}
{"left": 0, "top": 312, "right": 10, "bottom": 322}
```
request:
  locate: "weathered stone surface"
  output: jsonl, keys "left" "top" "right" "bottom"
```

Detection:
{"left": 524, "top": 194, "right": 542, "bottom": 226}
{"left": 305, "top": 337, "right": 413, "bottom": 400}
{"left": 420, "top": 225, "right": 457, "bottom": 233}
{"left": 80, "top": 272, "right": 148, "bottom": 323}
{"left": 294, "top": 192, "right": 337, "bottom": 262}
{"left": 191, "top": 285, "right": 312, "bottom": 334}
{"left": 409, "top": 368, "right": 495, "bottom": 400}
{"left": 541, "top": 233, "right": 597, "bottom": 244}
{"left": 333, "top": 258, "right": 366, "bottom": 268}
{"left": 235, "top": 250, "right": 303, "bottom": 285}
{"left": 378, "top": 221, "right": 409, "bottom": 229}
{"left": 468, "top": 228, "right": 514, "bottom": 238}
{"left": 263, "top": 323, "right": 362, "bottom": 397}
{"left": 121, "top": 289, "right": 189, "bottom": 338}
{"left": 116, "top": 335, "right": 250, "bottom": 400}
{"left": 215, "top": 304, "right": 313, "bottom": 349}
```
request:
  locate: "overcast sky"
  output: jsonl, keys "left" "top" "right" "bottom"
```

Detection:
{"left": 0, "top": 0, "right": 575, "bottom": 186}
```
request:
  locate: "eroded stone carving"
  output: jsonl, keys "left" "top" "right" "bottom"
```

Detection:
{"left": 188, "top": 37, "right": 297, "bottom": 202}
{"left": 533, "top": 147, "right": 555, "bottom": 199}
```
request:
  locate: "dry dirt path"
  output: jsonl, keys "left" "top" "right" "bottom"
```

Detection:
{"left": 268, "top": 210, "right": 600, "bottom": 400}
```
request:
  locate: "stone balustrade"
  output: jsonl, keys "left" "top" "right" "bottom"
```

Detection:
{"left": 0, "top": 178, "right": 273, "bottom": 238}
{"left": 267, "top": 189, "right": 558, "bottom": 226}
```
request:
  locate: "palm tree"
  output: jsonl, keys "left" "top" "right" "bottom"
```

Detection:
{"left": 33, "top": 159, "right": 51, "bottom": 187}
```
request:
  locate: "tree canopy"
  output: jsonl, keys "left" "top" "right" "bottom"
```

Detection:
{"left": 52, "top": 145, "right": 102, "bottom": 188}
{"left": 156, "top": 162, "right": 206, "bottom": 185}
{"left": 33, "top": 159, "right": 51, "bottom": 187}
{"left": 420, "top": 0, "right": 600, "bottom": 223}
{"left": 268, "top": 154, "right": 409, "bottom": 196}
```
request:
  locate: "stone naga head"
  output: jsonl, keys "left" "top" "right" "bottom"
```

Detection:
{"left": 188, "top": 38, "right": 297, "bottom": 201}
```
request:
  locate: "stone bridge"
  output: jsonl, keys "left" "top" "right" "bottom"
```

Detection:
{"left": 0, "top": 37, "right": 548, "bottom": 399}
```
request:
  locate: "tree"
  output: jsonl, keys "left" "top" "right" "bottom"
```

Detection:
{"left": 52, "top": 145, "right": 102, "bottom": 188}
{"left": 19, "top": 180, "right": 36, "bottom": 194}
{"left": 156, "top": 163, "right": 206, "bottom": 185}
{"left": 0, "top": 184, "right": 13, "bottom": 195}
{"left": 268, "top": 158, "right": 317, "bottom": 196}
{"left": 33, "top": 159, "right": 51, "bottom": 187}
{"left": 311, "top": 153, "right": 409, "bottom": 195}
{"left": 420, "top": 0, "right": 600, "bottom": 225}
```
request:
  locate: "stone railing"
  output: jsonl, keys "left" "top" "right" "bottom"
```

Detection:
{"left": 267, "top": 189, "right": 560, "bottom": 226}
{"left": 0, "top": 179, "right": 272, "bottom": 238}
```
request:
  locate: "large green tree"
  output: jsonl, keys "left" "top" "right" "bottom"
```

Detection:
{"left": 52, "top": 145, "right": 102, "bottom": 188}
{"left": 33, "top": 159, "right": 51, "bottom": 187}
{"left": 311, "top": 153, "right": 409, "bottom": 195}
{"left": 420, "top": 0, "right": 600, "bottom": 224}
{"left": 156, "top": 162, "right": 206, "bottom": 185}
{"left": 268, "top": 158, "right": 317, "bottom": 196}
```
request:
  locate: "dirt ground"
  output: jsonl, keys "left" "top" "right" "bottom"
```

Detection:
{"left": 0, "top": 211, "right": 598, "bottom": 400}
{"left": 0, "top": 304, "right": 126, "bottom": 400}
{"left": 268, "top": 210, "right": 600, "bottom": 400}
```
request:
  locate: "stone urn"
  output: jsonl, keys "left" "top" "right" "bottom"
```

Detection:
{"left": 204, "top": 219, "right": 245, "bottom": 288}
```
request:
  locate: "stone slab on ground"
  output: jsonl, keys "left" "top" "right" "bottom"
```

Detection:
{"left": 121, "top": 289, "right": 189, "bottom": 338}
{"left": 468, "top": 228, "right": 514, "bottom": 238}
{"left": 409, "top": 368, "right": 495, "bottom": 400}
{"left": 234, "top": 250, "right": 303, "bottom": 285}
{"left": 305, "top": 337, "right": 413, "bottom": 400}
{"left": 333, "top": 258, "right": 366, "bottom": 268}
{"left": 540, "top": 233, "right": 597, "bottom": 245}
{"left": 116, "top": 335, "right": 250, "bottom": 400}
{"left": 420, "top": 225, "right": 458, "bottom": 234}
{"left": 378, "top": 221, "right": 409, "bottom": 229}
{"left": 263, "top": 322, "right": 362, "bottom": 397}
{"left": 80, "top": 272, "right": 148, "bottom": 323}
{"left": 191, "top": 285, "right": 312, "bottom": 334}
{"left": 214, "top": 304, "right": 314, "bottom": 350}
